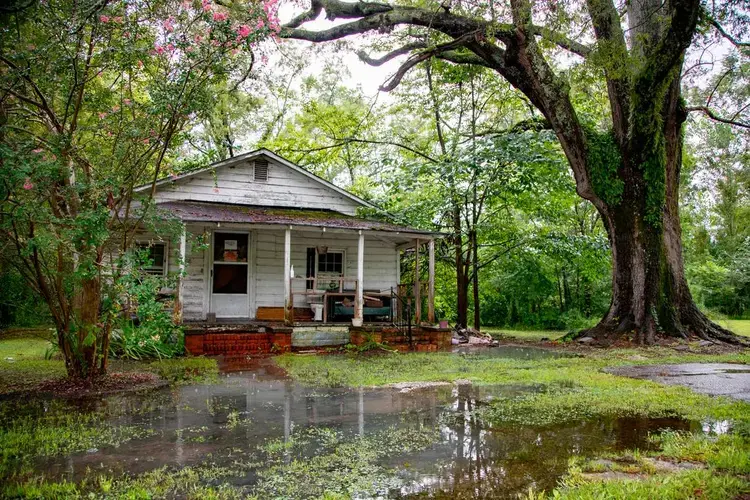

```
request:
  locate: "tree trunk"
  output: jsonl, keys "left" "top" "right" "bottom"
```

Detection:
{"left": 471, "top": 230, "right": 480, "bottom": 331}
{"left": 62, "top": 276, "right": 103, "bottom": 379}
{"left": 454, "top": 206, "right": 468, "bottom": 329}
{"left": 584, "top": 82, "right": 740, "bottom": 344}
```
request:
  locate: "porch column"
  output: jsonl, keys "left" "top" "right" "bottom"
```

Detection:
{"left": 354, "top": 230, "right": 364, "bottom": 326}
{"left": 284, "top": 226, "right": 292, "bottom": 325}
{"left": 174, "top": 225, "right": 187, "bottom": 322}
{"left": 414, "top": 238, "right": 421, "bottom": 324}
{"left": 428, "top": 238, "right": 435, "bottom": 324}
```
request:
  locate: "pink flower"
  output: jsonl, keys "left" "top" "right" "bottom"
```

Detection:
{"left": 99, "top": 15, "right": 109, "bottom": 23}
{"left": 211, "top": 39, "right": 221, "bottom": 46}
{"left": 142, "top": 138, "right": 150, "bottom": 145}
{"left": 166, "top": 43, "right": 175, "bottom": 52}
{"left": 186, "top": 46, "right": 195, "bottom": 53}
{"left": 202, "top": 0, "right": 212, "bottom": 12}
{"left": 98, "top": 112, "right": 107, "bottom": 119}
{"left": 237, "top": 24, "right": 251, "bottom": 38}
{"left": 212, "top": 11, "right": 227, "bottom": 22}
{"left": 182, "top": 0, "right": 192, "bottom": 10}
{"left": 112, "top": 105, "right": 120, "bottom": 112}
{"left": 194, "top": 34, "right": 203, "bottom": 43}
{"left": 163, "top": 16, "right": 175, "bottom": 32}
{"left": 255, "top": 18, "right": 265, "bottom": 29}
{"left": 113, "top": 16, "right": 123, "bottom": 23}
{"left": 154, "top": 44, "right": 165, "bottom": 55}
{"left": 212, "top": 187, "right": 220, "bottom": 193}
{"left": 123, "top": 31, "right": 131, "bottom": 38}
{"left": 260, "top": 54, "right": 268, "bottom": 64}
{"left": 32, "top": 148, "right": 43, "bottom": 153}
{"left": 231, "top": 48, "right": 239, "bottom": 56}
{"left": 23, "top": 178, "right": 33, "bottom": 190}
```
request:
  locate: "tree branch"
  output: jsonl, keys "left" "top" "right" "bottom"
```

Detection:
{"left": 282, "top": 0, "right": 590, "bottom": 57}
{"left": 357, "top": 42, "right": 427, "bottom": 66}
{"left": 707, "top": 16, "right": 750, "bottom": 48}
{"left": 686, "top": 106, "right": 750, "bottom": 129}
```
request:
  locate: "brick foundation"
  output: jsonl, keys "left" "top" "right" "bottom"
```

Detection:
{"left": 184, "top": 325, "right": 293, "bottom": 355}
{"left": 184, "top": 324, "right": 451, "bottom": 356}
{"left": 350, "top": 325, "right": 452, "bottom": 351}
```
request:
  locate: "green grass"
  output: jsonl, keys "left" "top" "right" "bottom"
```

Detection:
{"left": 0, "top": 400, "right": 155, "bottom": 480}
{"left": 147, "top": 357, "right": 219, "bottom": 384}
{"left": 532, "top": 469, "right": 749, "bottom": 500}
{"left": 0, "top": 329, "right": 64, "bottom": 394}
{"left": 483, "top": 328, "right": 567, "bottom": 341}
{"left": 0, "top": 330, "right": 218, "bottom": 394}
{"left": 714, "top": 319, "right": 750, "bottom": 337}
{"left": 484, "top": 319, "right": 750, "bottom": 340}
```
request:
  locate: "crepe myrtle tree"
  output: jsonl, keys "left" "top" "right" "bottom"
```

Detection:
{"left": 0, "top": 0, "right": 278, "bottom": 379}
{"left": 282, "top": 0, "right": 750, "bottom": 344}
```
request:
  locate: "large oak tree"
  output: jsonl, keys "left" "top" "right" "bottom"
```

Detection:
{"left": 282, "top": 0, "right": 749, "bottom": 344}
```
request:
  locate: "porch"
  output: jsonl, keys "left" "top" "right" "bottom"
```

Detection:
{"left": 162, "top": 201, "right": 442, "bottom": 328}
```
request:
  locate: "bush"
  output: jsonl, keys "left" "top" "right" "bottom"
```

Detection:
{"left": 109, "top": 323, "right": 183, "bottom": 360}
{"left": 108, "top": 250, "right": 184, "bottom": 360}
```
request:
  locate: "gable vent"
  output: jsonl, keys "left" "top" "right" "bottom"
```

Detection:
{"left": 254, "top": 159, "right": 269, "bottom": 181}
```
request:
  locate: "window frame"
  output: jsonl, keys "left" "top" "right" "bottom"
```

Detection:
{"left": 315, "top": 249, "right": 345, "bottom": 276}
{"left": 135, "top": 241, "right": 168, "bottom": 276}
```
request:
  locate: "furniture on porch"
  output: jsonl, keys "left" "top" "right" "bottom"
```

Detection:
{"left": 324, "top": 291, "right": 393, "bottom": 322}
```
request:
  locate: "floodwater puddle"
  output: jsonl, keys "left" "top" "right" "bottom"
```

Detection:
{"left": 5, "top": 357, "right": 702, "bottom": 498}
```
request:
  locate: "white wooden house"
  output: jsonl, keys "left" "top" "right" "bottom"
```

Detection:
{"left": 134, "top": 149, "right": 440, "bottom": 329}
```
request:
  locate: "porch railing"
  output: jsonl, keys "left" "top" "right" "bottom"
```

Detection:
{"left": 391, "top": 287, "right": 413, "bottom": 346}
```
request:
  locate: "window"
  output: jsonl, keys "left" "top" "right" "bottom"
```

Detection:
{"left": 254, "top": 159, "right": 269, "bottom": 181}
{"left": 136, "top": 242, "right": 167, "bottom": 276}
{"left": 317, "top": 251, "right": 344, "bottom": 274}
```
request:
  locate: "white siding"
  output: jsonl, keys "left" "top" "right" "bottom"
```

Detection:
{"left": 153, "top": 158, "right": 361, "bottom": 215}
{"left": 182, "top": 224, "right": 209, "bottom": 320}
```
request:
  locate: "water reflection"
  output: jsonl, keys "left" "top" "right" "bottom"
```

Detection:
{"left": 16, "top": 358, "right": 695, "bottom": 498}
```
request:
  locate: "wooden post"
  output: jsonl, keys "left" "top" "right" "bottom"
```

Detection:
{"left": 414, "top": 238, "right": 421, "bottom": 324}
{"left": 428, "top": 238, "right": 435, "bottom": 324}
{"left": 174, "top": 225, "right": 187, "bottom": 323}
{"left": 284, "top": 226, "right": 292, "bottom": 325}
{"left": 395, "top": 248, "right": 401, "bottom": 285}
{"left": 354, "top": 230, "right": 364, "bottom": 326}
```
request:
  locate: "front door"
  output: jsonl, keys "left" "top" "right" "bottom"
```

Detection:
{"left": 210, "top": 231, "right": 250, "bottom": 318}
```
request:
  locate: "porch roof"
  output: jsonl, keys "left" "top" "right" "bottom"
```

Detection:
{"left": 157, "top": 201, "right": 442, "bottom": 237}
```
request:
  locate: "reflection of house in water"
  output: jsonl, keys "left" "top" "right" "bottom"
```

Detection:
{"left": 41, "top": 367, "right": 697, "bottom": 497}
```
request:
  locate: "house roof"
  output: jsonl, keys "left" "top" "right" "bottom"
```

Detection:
{"left": 135, "top": 148, "right": 379, "bottom": 210}
{"left": 157, "top": 201, "right": 442, "bottom": 237}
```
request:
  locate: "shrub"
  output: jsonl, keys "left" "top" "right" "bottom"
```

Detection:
{"left": 108, "top": 250, "right": 184, "bottom": 360}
